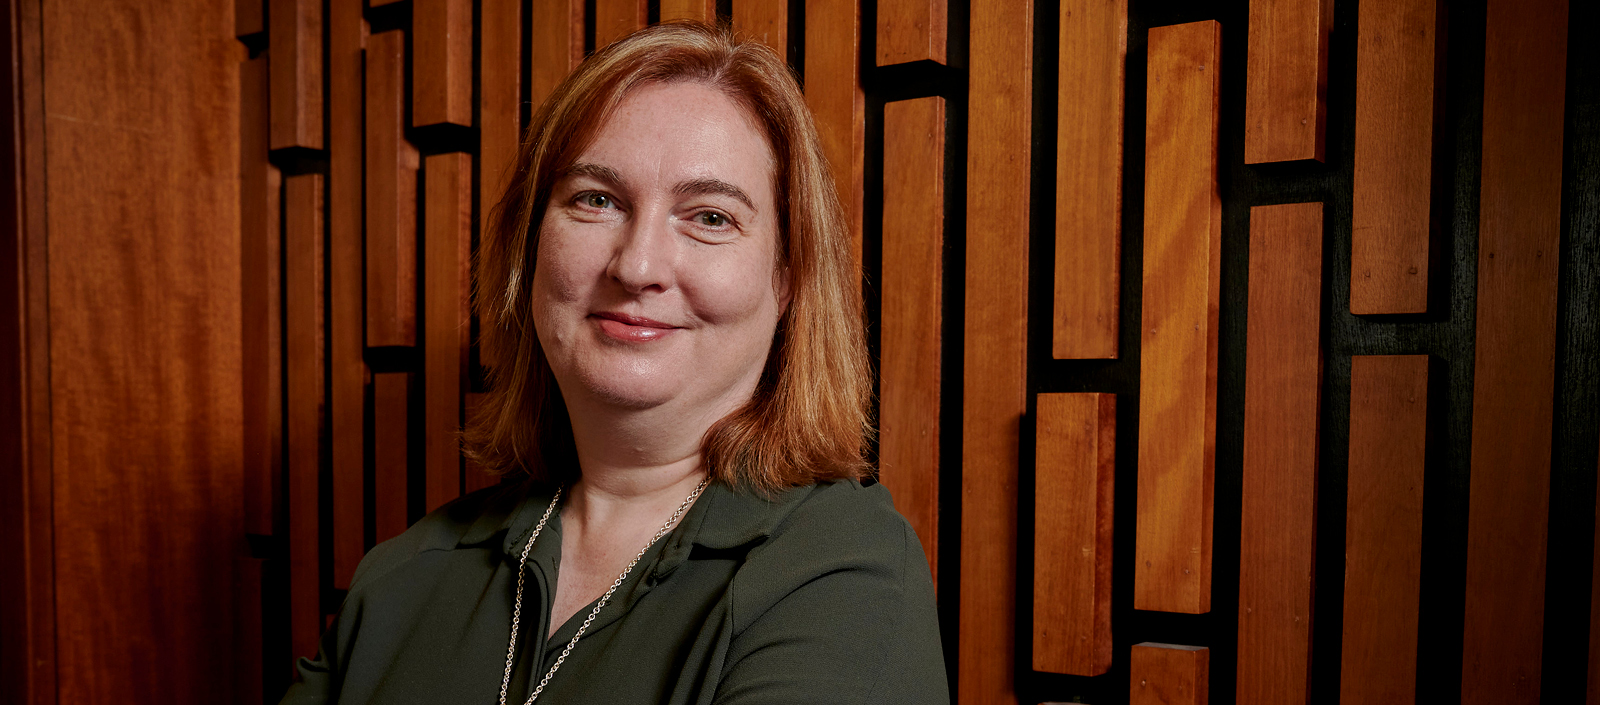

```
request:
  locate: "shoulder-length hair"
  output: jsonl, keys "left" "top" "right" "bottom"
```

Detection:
{"left": 466, "top": 20, "right": 871, "bottom": 493}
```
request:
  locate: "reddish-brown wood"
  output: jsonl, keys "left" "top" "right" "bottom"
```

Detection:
{"left": 237, "top": 0, "right": 264, "bottom": 36}
{"left": 1134, "top": 19, "right": 1220, "bottom": 615}
{"left": 529, "top": 0, "right": 585, "bottom": 117}
{"left": 1033, "top": 393, "right": 1115, "bottom": 676}
{"left": 374, "top": 373, "right": 413, "bottom": 543}
{"left": 660, "top": 0, "right": 716, "bottom": 22}
{"left": 879, "top": 96, "right": 944, "bottom": 582}
{"left": 1053, "top": 0, "right": 1125, "bottom": 360}
{"left": 1460, "top": 0, "right": 1567, "bottom": 700}
{"left": 413, "top": 0, "right": 472, "bottom": 127}
{"left": 464, "top": 393, "right": 501, "bottom": 494}
{"left": 1130, "top": 643, "right": 1209, "bottom": 705}
{"left": 962, "top": 0, "right": 1031, "bottom": 700}
{"left": 284, "top": 173, "right": 324, "bottom": 666}
{"left": 805, "top": 1, "right": 865, "bottom": 269}
{"left": 234, "top": 557, "right": 264, "bottom": 705}
{"left": 241, "top": 56, "right": 282, "bottom": 538}
{"left": 1341, "top": 355, "right": 1428, "bottom": 705}
{"left": 329, "top": 0, "right": 366, "bottom": 591}
{"left": 733, "top": 0, "right": 786, "bottom": 57}
{"left": 367, "top": 30, "right": 420, "bottom": 348}
{"left": 480, "top": 0, "right": 521, "bottom": 246}
{"left": 269, "top": 0, "right": 322, "bottom": 149}
{"left": 1244, "top": 0, "right": 1332, "bottom": 163}
{"left": 425, "top": 153, "right": 472, "bottom": 512}
{"left": 1350, "top": 0, "right": 1441, "bottom": 314}
{"left": 595, "top": 0, "right": 646, "bottom": 50}
{"left": 1237, "top": 202, "right": 1323, "bottom": 705}
{"left": 877, "top": 0, "right": 946, "bottom": 65}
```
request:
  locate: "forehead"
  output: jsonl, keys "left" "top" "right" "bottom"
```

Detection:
{"left": 574, "top": 81, "right": 777, "bottom": 193}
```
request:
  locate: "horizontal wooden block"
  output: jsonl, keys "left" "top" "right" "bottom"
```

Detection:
{"left": 1033, "top": 393, "right": 1115, "bottom": 676}
{"left": 1244, "top": 0, "right": 1333, "bottom": 162}
{"left": 1131, "top": 643, "right": 1209, "bottom": 705}
{"left": 877, "top": 0, "right": 947, "bottom": 66}
{"left": 269, "top": 0, "right": 322, "bottom": 149}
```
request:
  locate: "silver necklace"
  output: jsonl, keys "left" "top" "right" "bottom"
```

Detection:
{"left": 498, "top": 476, "right": 710, "bottom": 705}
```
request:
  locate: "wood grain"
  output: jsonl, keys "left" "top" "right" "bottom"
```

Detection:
{"left": 595, "top": 0, "right": 646, "bottom": 50}
{"left": 879, "top": 96, "right": 944, "bottom": 583}
{"left": 1052, "top": 0, "right": 1125, "bottom": 359}
{"left": 1244, "top": 0, "right": 1332, "bottom": 163}
{"left": 877, "top": 0, "right": 946, "bottom": 65}
{"left": 329, "top": 0, "right": 366, "bottom": 591}
{"left": 1032, "top": 393, "right": 1115, "bottom": 676}
{"left": 374, "top": 372, "right": 412, "bottom": 543}
{"left": 805, "top": 1, "right": 865, "bottom": 269}
{"left": 1237, "top": 201, "right": 1323, "bottom": 705}
{"left": 284, "top": 173, "right": 324, "bottom": 665}
{"left": 1350, "top": 0, "right": 1440, "bottom": 314}
{"left": 962, "top": 0, "right": 1031, "bottom": 700}
{"left": 529, "top": 0, "right": 585, "bottom": 112}
{"left": 1134, "top": 19, "right": 1220, "bottom": 615}
{"left": 366, "top": 30, "right": 420, "bottom": 348}
{"left": 241, "top": 55, "right": 282, "bottom": 538}
{"left": 237, "top": 0, "right": 263, "bottom": 36}
{"left": 481, "top": 0, "right": 522, "bottom": 263}
{"left": 269, "top": 0, "right": 322, "bottom": 149}
{"left": 1130, "top": 643, "right": 1209, "bottom": 705}
{"left": 413, "top": 0, "right": 472, "bottom": 127}
{"left": 1341, "top": 355, "right": 1428, "bottom": 705}
{"left": 660, "top": 0, "right": 716, "bottom": 22}
{"left": 1460, "top": 0, "right": 1567, "bottom": 700}
{"left": 733, "top": 0, "right": 786, "bottom": 57}
{"left": 425, "top": 153, "right": 472, "bottom": 512}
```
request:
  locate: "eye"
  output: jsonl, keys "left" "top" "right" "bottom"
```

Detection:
{"left": 580, "top": 192, "right": 614, "bottom": 209}
{"left": 693, "top": 211, "right": 730, "bottom": 227}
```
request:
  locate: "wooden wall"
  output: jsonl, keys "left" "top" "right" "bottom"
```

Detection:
{"left": 3, "top": 0, "right": 1599, "bottom": 704}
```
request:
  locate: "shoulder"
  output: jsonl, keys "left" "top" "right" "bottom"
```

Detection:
{"left": 346, "top": 482, "right": 528, "bottom": 593}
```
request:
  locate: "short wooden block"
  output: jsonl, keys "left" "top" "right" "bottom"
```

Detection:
{"left": 1033, "top": 393, "right": 1115, "bottom": 676}
{"left": 413, "top": 0, "right": 473, "bottom": 127}
{"left": 1244, "top": 0, "right": 1333, "bottom": 163}
{"left": 366, "top": 31, "right": 420, "bottom": 348}
{"left": 269, "top": 0, "right": 323, "bottom": 149}
{"left": 1131, "top": 643, "right": 1209, "bottom": 705}
{"left": 877, "top": 0, "right": 947, "bottom": 66}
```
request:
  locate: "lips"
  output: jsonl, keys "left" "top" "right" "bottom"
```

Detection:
{"left": 591, "top": 311, "right": 680, "bottom": 342}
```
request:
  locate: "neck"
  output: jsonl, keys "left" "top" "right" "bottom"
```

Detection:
{"left": 559, "top": 396, "right": 726, "bottom": 530}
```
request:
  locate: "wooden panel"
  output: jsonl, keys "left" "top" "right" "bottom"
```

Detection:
{"left": 877, "top": 0, "right": 946, "bottom": 65}
{"left": 234, "top": 557, "right": 264, "bottom": 705}
{"left": 1052, "top": 0, "right": 1125, "bottom": 360}
{"left": 595, "top": 0, "right": 646, "bottom": 49}
{"left": 1460, "top": 0, "right": 1567, "bottom": 700}
{"left": 425, "top": 153, "right": 472, "bottom": 512}
{"left": 805, "top": 1, "right": 865, "bottom": 268}
{"left": 464, "top": 393, "right": 500, "bottom": 494}
{"left": 241, "top": 56, "right": 282, "bottom": 537}
{"left": 1243, "top": 0, "right": 1332, "bottom": 163}
{"left": 366, "top": 31, "right": 420, "bottom": 348}
{"left": 41, "top": 0, "right": 243, "bottom": 699}
{"left": 284, "top": 173, "right": 324, "bottom": 665}
{"left": 1237, "top": 201, "right": 1323, "bottom": 705}
{"left": 481, "top": 0, "right": 521, "bottom": 268}
{"left": 1033, "top": 393, "right": 1115, "bottom": 676}
{"left": 1134, "top": 20, "right": 1221, "bottom": 614}
{"left": 962, "top": 0, "right": 1031, "bottom": 700}
{"left": 660, "top": 0, "right": 715, "bottom": 22}
{"left": 1350, "top": 0, "right": 1441, "bottom": 314}
{"left": 237, "top": 0, "right": 264, "bottom": 36}
{"left": 374, "top": 373, "right": 412, "bottom": 543}
{"left": 529, "top": 0, "right": 585, "bottom": 112}
{"left": 329, "top": 0, "right": 366, "bottom": 591}
{"left": 879, "top": 96, "right": 944, "bottom": 582}
{"left": 733, "top": 0, "right": 786, "bottom": 56}
{"left": 413, "top": 0, "right": 472, "bottom": 127}
{"left": 1130, "top": 643, "right": 1209, "bottom": 705}
{"left": 269, "top": 0, "right": 322, "bottom": 149}
{"left": 1341, "top": 355, "right": 1428, "bottom": 705}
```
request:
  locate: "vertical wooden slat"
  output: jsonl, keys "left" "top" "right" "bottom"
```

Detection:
{"left": 1350, "top": 0, "right": 1441, "bottom": 315}
{"left": 237, "top": 0, "right": 264, "bottom": 36}
{"left": 464, "top": 393, "right": 500, "bottom": 494}
{"left": 1130, "top": 643, "right": 1209, "bottom": 705}
{"left": 285, "top": 173, "right": 324, "bottom": 664}
{"left": 1033, "top": 392, "right": 1115, "bottom": 676}
{"left": 805, "top": 1, "right": 865, "bottom": 268}
{"left": 1243, "top": 0, "right": 1332, "bottom": 163}
{"left": 1341, "top": 354, "right": 1428, "bottom": 705}
{"left": 424, "top": 153, "right": 472, "bottom": 512}
{"left": 328, "top": 0, "right": 366, "bottom": 591}
{"left": 876, "top": 0, "right": 946, "bottom": 66}
{"left": 241, "top": 55, "right": 282, "bottom": 537}
{"left": 481, "top": 0, "right": 522, "bottom": 242}
{"left": 374, "top": 373, "right": 412, "bottom": 543}
{"left": 367, "top": 30, "right": 420, "bottom": 348}
{"left": 1237, "top": 201, "right": 1323, "bottom": 705}
{"left": 962, "top": 0, "right": 1031, "bottom": 700}
{"left": 234, "top": 557, "right": 264, "bottom": 705}
{"left": 1134, "top": 20, "right": 1221, "bottom": 615}
{"left": 269, "top": 0, "right": 322, "bottom": 150}
{"left": 733, "top": 0, "right": 786, "bottom": 57}
{"left": 879, "top": 96, "right": 945, "bottom": 581}
{"left": 1460, "top": 0, "right": 1567, "bottom": 700}
{"left": 528, "top": 0, "right": 585, "bottom": 113}
{"left": 413, "top": 0, "right": 472, "bottom": 128}
{"left": 1052, "top": 0, "right": 1126, "bottom": 360}
{"left": 595, "top": 0, "right": 646, "bottom": 49}
{"left": 660, "top": 0, "right": 715, "bottom": 22}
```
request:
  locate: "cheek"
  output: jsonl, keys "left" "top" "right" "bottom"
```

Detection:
{"left": 682, "top": 249, "right": 782, "bottom": 326}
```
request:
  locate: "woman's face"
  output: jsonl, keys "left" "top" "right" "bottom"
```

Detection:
{"left": 531, "top": 81, "right": 786, "bottom": 416}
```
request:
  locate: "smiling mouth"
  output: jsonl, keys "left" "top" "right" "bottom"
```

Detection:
{"left": 591, "top": 311, "right": 680, "bottom": 342}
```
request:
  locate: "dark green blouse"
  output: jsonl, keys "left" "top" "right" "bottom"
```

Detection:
{"left": 278, "top": 478, "right": 949, "bottom": 704}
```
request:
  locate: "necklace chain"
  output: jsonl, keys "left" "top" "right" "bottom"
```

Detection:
{"left": 498, "top": 476, "right": 710, "bottom": 705}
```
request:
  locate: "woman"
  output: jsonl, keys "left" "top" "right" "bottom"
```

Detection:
{"left": 281, "top": 21, "right": 946, "bottom": 705}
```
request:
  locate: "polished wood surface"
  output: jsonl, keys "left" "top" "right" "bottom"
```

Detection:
{"left": 1033, "top": 393, "right": 1115, "bottom": 676}
{"left": 328, "top": 0, "right": 365, "bottom": 591}
{"left": 733, "top": 0, "right": 786, "bottom": 55}
{"left": 366, "top": 30, "right": 419, "bottom": 348}
{"left": 660, "top": 0, "right": 715, "bottom": 22}
{"left": 424, "top": 153, "right": 472, "bottom": 512}
{"left": 413, "top": 0, "right": 472, "bottom": 128}
{"left": 1130, "top": 643, "right": 1209, "bottom": 705}
{"left": 241, "top": 55, "right": 281, "bottom": 538}
{"left": 528, "top": 0, "right": 585, "bottom": 115}
{"left": 374, "top": 373, "right": 413, "bottom": 544}
{"left": 268, "top": 0, "right": 321, "bottom": 149}
{"left": 595, "top": 0, "right": 647, "bottom": 50}
{"left": 1244, "top": 0, "right": 1331, "bottom": 162}
{"left": 876, "top": 0, "right": 945, "bottom": 66}
{"left": 805, "top": 1, "right": 865, "bottom": 268}
{"left": 284, "top": 173, "right": 324, "bottom": 667}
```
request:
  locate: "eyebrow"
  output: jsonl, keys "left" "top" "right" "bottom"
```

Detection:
{"left": 673, "top": 178, "right": 756, "bottom": 212}
{"left": 562, "top": 162, "right": 625, "bottom": 187}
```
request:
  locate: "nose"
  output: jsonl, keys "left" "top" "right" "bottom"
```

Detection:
{"left": 605, "top": 205, "right": 675, "bottom": 294}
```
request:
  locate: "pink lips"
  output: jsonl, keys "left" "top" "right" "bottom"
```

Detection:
{"left": 591, "top": 311, "right": 680, "bottom": 342}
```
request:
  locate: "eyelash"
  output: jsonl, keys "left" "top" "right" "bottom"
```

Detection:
{"left": 572, "top": 191, "right": 736, "bottom": 230}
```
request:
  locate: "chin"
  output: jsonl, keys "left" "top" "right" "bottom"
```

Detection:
{"left": 570, "top": 366, "right": 681, "bottom": 410}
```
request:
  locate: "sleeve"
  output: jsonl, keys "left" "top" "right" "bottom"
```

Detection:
{"left": 275, "top": 533, "right": 406, "bottom": 705}
{"left": 711, "top": 485, "right": 949, "bottom": 705}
